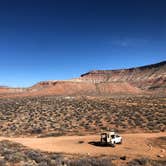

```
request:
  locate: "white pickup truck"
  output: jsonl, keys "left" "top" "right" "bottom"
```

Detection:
{"left": 100, "top": 132, "right": 122, "bottom": 147}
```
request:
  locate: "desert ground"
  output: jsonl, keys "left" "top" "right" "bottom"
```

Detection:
{"left": 0, "top": 132, "right": 165, "bottom": 165}
{"left": 0, "top": 96, "right": 165, "bottom": 137}
{"left": 0, "top": 132, "right": 165, "bottom": 157}
{"left": 0, "top": 95, "right": 165, "bottom": 165}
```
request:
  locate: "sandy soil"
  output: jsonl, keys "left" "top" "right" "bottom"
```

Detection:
{"left": 0, "top": 133, "right": 165, "bottom": 159}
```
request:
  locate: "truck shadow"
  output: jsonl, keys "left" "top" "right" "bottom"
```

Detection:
{"left": 88, "top": 141, "right": 114, "bottom": 147}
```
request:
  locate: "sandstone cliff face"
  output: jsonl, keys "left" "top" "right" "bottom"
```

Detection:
{"left": 0, "top": 61, "right": 165, "bottom": 97}
{"left": 79, "top": 61, "right": 166, "bottom": 91}
{"left": 0, "top": 87, "right": 26, "bottom": 93}
{"left": 29, "top": 81, "right": 142, "bottom": 96}
{"left": 28, "top": 61, "right": 165, "bottom": 96}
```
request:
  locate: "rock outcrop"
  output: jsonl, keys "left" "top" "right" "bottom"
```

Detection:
{"left": 0, "top": 61, "right": 165, "bottom": 97}
{"left": 79, "top": 61, "right": 166, "bottom": 92}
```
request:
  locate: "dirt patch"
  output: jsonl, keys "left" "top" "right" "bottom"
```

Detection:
{"left": 148, "top": 136, "right": 166, "bottom": 149}
{"left": 0, "top": 133, "right": 166, "bottom": 166}
{"left": 0, "top": 133, "right": 165, "bottom": 159}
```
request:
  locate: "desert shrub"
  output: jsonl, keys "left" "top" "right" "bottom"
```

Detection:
{"left": 22, "top": 160, "right": 38, "bottom": 166}
{"left": 31, "top": 128, "right": 43, "bottom": 134}
{"left": 150, "top": 160, "right": 166, "bottom": 166}
{"left": 26, "top": 150, "right": 43, "bottom": 163}
{"left": 4, "top": 152, "right": 25, "bottom": 163}
{"left": 50, "top": 153, "right": 64, "bottom": 165}
{"left": 127, "top": 158, "right": 166, "bottom": 166}
{"left": 127, "top": 158, "right": 148, "bottom": 166}
{"left": 67, "top": 157, "right": 114, "bottom": 166}
{"left": 134, "top": 119, "right": 143, "bottom": 127}
{"left": 0, "top": 159, "right": 6, "bottom": 166}
{"left": 101, "top": 126, "right": 108, "bottom": 130}
{"left": 147, "top": 126, "right": 154, "bottom": 131}
{"left": 1, "top": 148, "right": 14, "bottom": 157}
{"left": 49, "top": 158, "right": 63, "bottom": 166}
{"left": 38, "top": 161, "right": 49, "bottom": 166}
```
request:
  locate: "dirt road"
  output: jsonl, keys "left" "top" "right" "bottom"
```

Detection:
{"left": 0, "top": 133, "right": 165, "bottom": 159}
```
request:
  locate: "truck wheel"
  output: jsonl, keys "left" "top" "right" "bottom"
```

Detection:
{"left": 112, "top": 143, "right": 115, "bottom": 147}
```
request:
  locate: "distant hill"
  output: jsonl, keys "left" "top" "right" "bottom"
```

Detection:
{"left": 79, "top": 61, "right": 166, "bottom": 92}
{"left": 0, "top": 61, "right": 166, "bottom": 97}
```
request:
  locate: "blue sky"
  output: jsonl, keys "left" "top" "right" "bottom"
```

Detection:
{"left": 0, "top": 0, "right": 166, "bottom": 87}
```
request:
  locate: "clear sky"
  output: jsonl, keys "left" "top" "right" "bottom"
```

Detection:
{"left": 0, "top": 0, "right": 166, "bottom": 87}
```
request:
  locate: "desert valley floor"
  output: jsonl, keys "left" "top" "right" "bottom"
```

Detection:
{"left": 0, "top": 95, "right": 165, "bottom": 166}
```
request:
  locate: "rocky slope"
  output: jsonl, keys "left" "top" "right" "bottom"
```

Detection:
{"left": 79, "top": 61, "right": 166, "bottom": 91}
{"left": 0, "top": 61, "right": 165, "bottom": 97}
{"left": 0, "top": 86, "right": 26, "bottom": 94}
{"left": 29, "top": 61, "right": 166, "bottom": 96}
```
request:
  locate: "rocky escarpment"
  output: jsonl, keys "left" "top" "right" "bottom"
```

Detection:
{"left": 29, "top": 81, "right": 142, "bottom": 96}
{"left": 0, "top": 61, "right": 165, "bottom": 97}
{"left": 79, "top": 61, "right": 166, "bottom": 92}
{"left": 28, "top": 61, "right": 165, "bottom": 96}
{"left": 0, "top": 87, "right": 26, "bottom": 93}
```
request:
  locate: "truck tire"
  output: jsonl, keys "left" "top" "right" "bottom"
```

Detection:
{"left": 112, "top": 143, "right": 115, "bottom": 147}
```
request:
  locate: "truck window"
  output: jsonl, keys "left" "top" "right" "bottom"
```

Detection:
{"left": 111, "top": 135, "right": 115, "bottom": 139}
